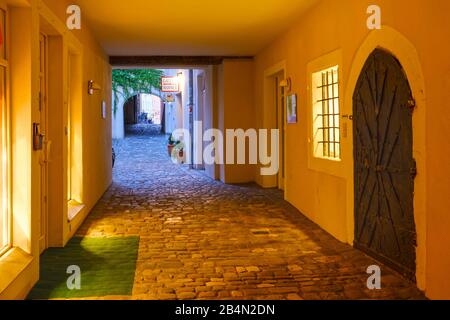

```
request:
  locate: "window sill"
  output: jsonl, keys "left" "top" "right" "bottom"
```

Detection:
{"left": 308, "top": 146, "right": 346, "bottom": 178}
{"left": 0, "top": 248, "right": 34, "bottom": 294}
{"left": 314, "top": 155, "right": 342, "bottom": 162}
{"left": 68, "top": 200, "right": 85, "bottom": 222}
{"left": 0, "top": 245, "right": 12, "bottom": 257}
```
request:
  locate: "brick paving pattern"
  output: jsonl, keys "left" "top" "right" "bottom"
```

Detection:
{"left": 78, "top": 133, "right": 426, "bottom": 300}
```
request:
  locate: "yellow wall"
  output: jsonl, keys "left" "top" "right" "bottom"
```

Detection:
{"left": 0, "top": 0, "right": 111, "bottom": 299}
{"left": 219, "top": 59, "right": 256, "bottom": 184}
{"left": 254, "top": 0, "right": 450, "bottom": 299}
{"left": 3, "top": 5, "right": 40, "bottom": 299}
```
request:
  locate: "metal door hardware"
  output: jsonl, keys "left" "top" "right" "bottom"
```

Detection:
{"left": 342, "top": 114, "right": 353, "bottom": 120}
{"left": 33, "top": 123, "right": 45, "bottom": 151}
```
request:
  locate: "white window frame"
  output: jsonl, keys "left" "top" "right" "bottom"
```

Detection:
{"left": 312, "top": 65, "right": 341, "bottom": 160}
{"left": 0, "top": 3, "right": 11, "bottom": 257}
{"left": 307, "top": 50, "right": 346, "bottom": 178}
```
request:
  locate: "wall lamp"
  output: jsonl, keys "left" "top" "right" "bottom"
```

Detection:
{"left": 279, "top": 77, "right": 292, "bottom": 93}
{"left": 88, "top": 80, "right": 102, "bottom": 95}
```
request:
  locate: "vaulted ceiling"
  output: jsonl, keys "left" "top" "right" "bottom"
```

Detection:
{"left": 76, "top": 0, "right": 318, "bottom": 56}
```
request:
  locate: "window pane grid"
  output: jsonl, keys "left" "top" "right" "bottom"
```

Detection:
{"left": 312, "top": 66, "right": 340, "bottom": 160}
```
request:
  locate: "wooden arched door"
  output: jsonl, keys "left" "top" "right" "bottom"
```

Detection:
{"left": 353, "top": 49, "right": 417, "bottom": 280}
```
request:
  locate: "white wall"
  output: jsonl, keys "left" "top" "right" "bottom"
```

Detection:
{"left": 165, "top": 101, "right": 177, "bottom": 134}
{"left": 112, "top": 91, "right": 125, "bottom": 139}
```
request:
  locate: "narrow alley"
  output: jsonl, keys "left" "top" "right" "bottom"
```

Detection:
{"left": 75, "top": 132, "right": 424, "bottom": 300}
{"left": 2, "top": 0, "right": 450, "bottom": 303}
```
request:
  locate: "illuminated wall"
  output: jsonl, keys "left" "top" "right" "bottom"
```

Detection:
{"left": 253, "top": 0, "right": 450, "bottom": 299}
{"left": 0, "top": 0, "right": 112, "bottom": 299}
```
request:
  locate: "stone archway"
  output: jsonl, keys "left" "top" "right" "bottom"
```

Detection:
{"left": 112, "top": 88, "right": 164, "bottom": 139}
{"left": 124, "top": 95, "right": 139, "bottom": 125}
{"left": 343, "top": 26, "right": 427, "bottom": 290}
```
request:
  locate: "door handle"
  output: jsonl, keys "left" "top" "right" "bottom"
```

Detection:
{"left": 342, "top": 114, "right": 353, "bottom": 121}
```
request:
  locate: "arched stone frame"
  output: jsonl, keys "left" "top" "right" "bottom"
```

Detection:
{"left": 342, "top": 26, "right": 427, "bottom": 290}
{"left": 112, "top": 88, "right": 164, "bottom": 139}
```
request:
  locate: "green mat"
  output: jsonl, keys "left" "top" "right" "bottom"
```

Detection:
{"left": 28, "top": 236, "right": 140, "bottom": 299}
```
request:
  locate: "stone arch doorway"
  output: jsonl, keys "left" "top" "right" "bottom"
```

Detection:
{"left": 353, "top": 48, "right": 417, "bottom": 280}
{"left": 123, "top": 94, "right": 164, "bottom": 136}
{"left": 124, "top": 95, "right": 138, "bottom": 125}
{"left": 113, "top": 89, "right": 166, "bottom": 139}
{"left": 124, "top": 94, "right": 163, "bottom": 126}
{"left": 343, "top": 27, "right": 427, "bottom": 289}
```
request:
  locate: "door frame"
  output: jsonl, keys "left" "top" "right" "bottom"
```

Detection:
{"left": 38, "top": 32, "right": 49, "bottom": 254}
{"left": 38, "top": 4, "right": 84, "bottom": 247}
{"left": 343, "top": 27, "right": 427, "bottom": 290}
{"left": 261, "top": 61, "right": 287, "bottom": 194}
{"left": 193, "top": 70, "right": 206, "bottom": 170}
{"left": 275, "top": 75, "right": 286, "bottom": 190}
{"left": 0, "top": 2, "right": 11, "bottom": 257}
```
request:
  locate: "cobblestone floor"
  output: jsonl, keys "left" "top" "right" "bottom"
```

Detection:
{"left": 79, "top": 133, "right": 425, "bottom": 300}
{"left": 125, "top": 123, "right": 162, "bottom": 136}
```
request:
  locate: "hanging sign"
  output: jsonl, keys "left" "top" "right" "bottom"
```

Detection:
{"left": 161, "top": 77, "right": 179, "bottom": 93}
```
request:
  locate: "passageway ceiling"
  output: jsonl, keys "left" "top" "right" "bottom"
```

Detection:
{"left": 76, "top": 0, "right": 318, "bottom": 56}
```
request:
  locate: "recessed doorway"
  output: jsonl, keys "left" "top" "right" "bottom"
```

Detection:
{"left": 353, "top": 49, "right": 417, "bottom": 280}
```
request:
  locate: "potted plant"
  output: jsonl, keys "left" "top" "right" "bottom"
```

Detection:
{"left": 167, "top": 134, "right": 176, "bottom": 157}
{"left": 173, "top": 141, "right": 185, "bottom": 163}
{"left": 177, "top": 144, "right": 184, "bottom": 159}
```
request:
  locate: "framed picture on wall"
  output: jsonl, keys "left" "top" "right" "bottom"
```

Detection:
{"left": 287, "top": 94, "right": 297, "bottom": 124}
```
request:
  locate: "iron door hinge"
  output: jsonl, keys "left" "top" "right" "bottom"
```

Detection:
{"left": 410, "top": 158, "right": 417, "bottom": 179}
{"left": 412, "top": 233, "right": 418, "bottom": 247}
{"left": 407, "top": 98, "right": 416, "bottom": 111}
